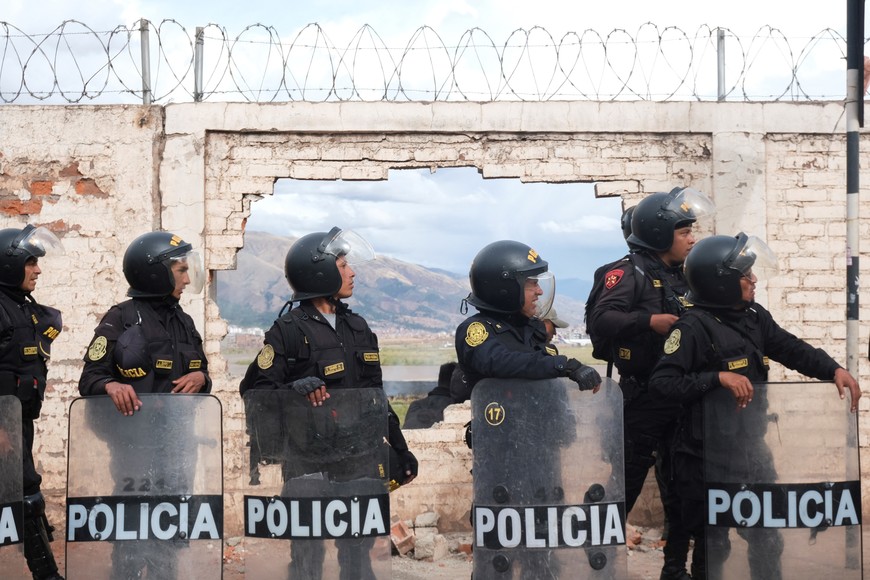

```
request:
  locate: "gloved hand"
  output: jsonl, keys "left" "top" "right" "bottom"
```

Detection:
{"left": 290, "top": 376, "right": 324, "bottom": 396}
{"left": 565, "top": 359, "right": 601, "bottom": 391}
{"left": 389, "top": 447, "right": 419, "bottom": 490}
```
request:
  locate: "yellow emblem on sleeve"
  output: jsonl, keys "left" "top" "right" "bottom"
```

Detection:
{"left": 88, "top": 336, "right": 108, "bottom": 361}
{"left": 257, "top": 344, "right": 275, "bottom": 369}
{"left": 663, "top": 329, "right": 681, "bottom": 355}
{"left": 465, "top": 321, "right": 489, "bottom": 347}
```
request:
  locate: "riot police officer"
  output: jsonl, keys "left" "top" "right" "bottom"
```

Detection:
{"left": 587, "top": 187, "right": 715, "bottom": 580}
{"left": 78, "top": 231, "right": 210, "bottom": 579}
{"left": 456, "top": 240, "right": 600, "bottom": 391}
{"left": 246, "top": 226, "right": 417, "bottom": 579}
{"left": 648, "top": 233, "right": 860, "bottom": 580}
{"left": 0, "top": 225, "right": 64, "bottom": 580}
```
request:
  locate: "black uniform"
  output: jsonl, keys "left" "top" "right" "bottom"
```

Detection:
{"left": 78, "top": 296, "right": 210, "bottom": 580}
{"left": 0, "top": 288, "right": 62, "bottom": 579}
{"left": 247, "top": 299, "right": 406, "bottom": 580}
{"left": 79, "top": 297, "right": 210, "bottom": 395}
{"left": 648, "top": 302, "right": 841, "bottom": 580}
{"left": 587, "top": 250, "right": 691, "bottom": 571}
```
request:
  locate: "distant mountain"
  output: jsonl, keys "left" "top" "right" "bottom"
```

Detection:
{"left": 216, "top": 231, "right": 592, "bottom": 334}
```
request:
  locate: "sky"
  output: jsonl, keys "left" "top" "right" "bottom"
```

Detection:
{"left": 3, "top": 1, "right": 857, "bottom": 281}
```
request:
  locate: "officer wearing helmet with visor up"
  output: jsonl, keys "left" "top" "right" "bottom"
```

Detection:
{"left": 648, "top": 233, "right": 860, "bottom": 580}
{"left": 456, "top": 240, "right": 601, "bottom": 402}
{"left": 0, "top": 225, "right": 65, "bottom": 580}
{"left": 588, "top": 187, "right": 715, "bottom": 580}
{"left": 244, "top": 227, "right": 417, "bottom": 579}
{"left": 79, "top": 231, "right": 210, "bottom": 408}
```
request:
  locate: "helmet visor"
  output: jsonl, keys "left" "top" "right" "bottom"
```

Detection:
{"left": 16, "top": 226, "right": 64, "bottom": 257}
{"left": 728, "top": 234, "right": 778, "bottom": 278}
{"left": 322, "top": 229, "right": 375, "bottom": 265}
{"left": 667, "top": 188, "right": 716, "bottom": 223}
{"left": 169, "top": 251, "right": 205, "bottom": 294}
{"left": 529, "top": 271, "right": 556, "bottom": 319}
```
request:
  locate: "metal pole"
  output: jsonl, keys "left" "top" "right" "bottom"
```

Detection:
{"left": 139, "top": 19, "right": 152, "bottom": 105}
{"left": 845, "top": 0, "right": 862, "bottom": 570}
{"left": 194, "top": 27, "right": 204, "bottom": 102}
{"left": 717, "top": 28, "right": 725, "bottom": 101}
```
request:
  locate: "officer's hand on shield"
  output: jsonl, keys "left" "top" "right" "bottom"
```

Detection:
{"left": 171, "top": 370, "right": 207, "bottom": 394}
{"left": 105, "top": 381, "right": 143, "bottom": 416}
{"left": 565, "top": 359, "right": 602, "bottom": 393}
{"left": 389, "top": 447, "right": 419, "bottom": 488}
{"left": 718, "top": 371, "right": 753, "bottom": 409}
{"left": 290, "top": 376, "right": 330, "bottom": 407}
{"left": 833, "top": 367, "right": 861, "bottom": 413}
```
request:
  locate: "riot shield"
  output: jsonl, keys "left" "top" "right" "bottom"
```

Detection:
{"left": 241, "top": 388, "right": 391, "bottom": 580}
{"left": 471, "top": 377, "right": 626, "bottom": 579}
{"left": 704, "top": 382, "right": 862, "bottom": 580}
{"left": 0, "top": 396, "right": 26, "bottom": 579}
{"left": 66, "top": 394, "right": 224, "bottom": 580}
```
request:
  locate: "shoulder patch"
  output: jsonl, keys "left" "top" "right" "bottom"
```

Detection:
{"left": 465, "top": 321, "right": 489, "bottom": 347}
{"left": 604, "top": 269, "right": 624, "bottom": 290}
{"left": 663, "top": 329, "right": 681, "bottom": 355}
{"left": 257, "top": 344, "right": 275, "bottom": 369}
{"left": 87, "top": 336, "right": 108, "bottom": 361}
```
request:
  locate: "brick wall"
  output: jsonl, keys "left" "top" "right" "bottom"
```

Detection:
{"left": 1, "top": 101, "right": 867, "bottom": 537}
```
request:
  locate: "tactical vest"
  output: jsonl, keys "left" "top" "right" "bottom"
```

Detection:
{"left": 277, "top": 306, "right": 382, "bottom": 390}
{"left": 113, "top": 300, "right": 205, "bottom": 393}
{"left": 0, "top": 293, "right": 58, "bottom": 418}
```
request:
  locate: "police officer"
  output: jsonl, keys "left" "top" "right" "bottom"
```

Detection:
{"left": 587, "top": 187, "right": 715, "bottom": 580}
{"left": 456, "top": 240, "right": 600, "bottom": 392}
{"left": 247, "top": 226, "right": 417, "bottom": 579}
{"left": 0, "top": 225, "right": 64, "bottom": 580}
{"left": 648, "top": 233, "right": 861, "bottom": 580}
{"left": 78, "top": 231, "right": 210, "bottom": 579}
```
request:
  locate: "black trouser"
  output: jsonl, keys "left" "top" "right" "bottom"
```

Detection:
{"left": 622, "top": 380, "right": 691, "bottom": 573}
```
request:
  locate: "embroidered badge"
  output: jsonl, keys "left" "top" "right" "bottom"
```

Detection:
{"left": 324, "top": 362, "right": 345, "bottom": 376}
{"left": 663, "top": 329, "right": 681, "bottom": 355}
{"left": 604, "top": 269, "right": 624, "bottom": 290}
{"left": 465, "top": 321, "right": 489, "bottom": 347}
{"left": 88, "top": 336, "right": 108, "bottom": 361}
{"left": 257, "top": 344, "right": 275, "bottom": 369}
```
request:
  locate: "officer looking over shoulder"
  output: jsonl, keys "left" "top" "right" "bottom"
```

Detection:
{"left": 648, "top": 233, "right": 860, "bottom": 580}
{"left": 0, "top": 225, "right": 65, "bottom": 580}
{"left": 587, "top": 187, "right": 715, "bottom": 580}
{"left": 79, "top": 231, "right": 211, "bottom": 410}
{"left": 456, "top": 240, "right": 601, "bottom": 396}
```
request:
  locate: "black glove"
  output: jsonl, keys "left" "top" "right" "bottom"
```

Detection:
{"left": 565, "top": 359, "right": 601, "bottom": 391}
{"left": 289, "top": 376, "right": 323, "bottom": 396}
{"left": 389, "top": 447, "right": 419, "bottom": 490}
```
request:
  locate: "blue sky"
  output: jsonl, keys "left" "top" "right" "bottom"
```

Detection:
{"left": 5, "top": 1, "right": 854, "bottom": 281}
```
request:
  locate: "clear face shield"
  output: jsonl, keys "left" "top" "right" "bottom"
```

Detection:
{"left": 168, "top": 251, "right": 205, "bottom": 294}
{"left": 667, "top": 187, "right": 716, "bottom": 223}
{"left": 14, "top": 225, "right": 64, "bottom": 257}
{"left": 727, "top": 233, "right": 779, "bottom": 279}
{"left": 527, "top": 271, "right": 556, "bottom": 319}
{"left": 321, "top": 228, "right": 376, "bottom": 265}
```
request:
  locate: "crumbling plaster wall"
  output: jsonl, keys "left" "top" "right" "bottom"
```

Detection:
{"left": 0, "top": 100, "right": 866, "bottom": 537}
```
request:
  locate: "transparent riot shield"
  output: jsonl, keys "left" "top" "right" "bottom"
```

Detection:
{"left": 704, "top": 381, "right": 862, "bottom": 580}
{"left": 0, "top": 396, "right": 26, "bottom": 579}
{"left": 242, "top": 388, "right": 391, "bottom": 580}
{"left": 66, "top": 394, "right": 224, "bottom": 580}
{"left": 472, "top": 377, "right": 626, "bottom": 579}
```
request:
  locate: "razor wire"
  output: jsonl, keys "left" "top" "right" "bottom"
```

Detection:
{"left": 0, "top": 19, "right": 857, "bottom": 104}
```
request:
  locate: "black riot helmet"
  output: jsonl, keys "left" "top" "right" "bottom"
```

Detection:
{"left": 627, "top": 187, "right": 715, "bottom": 252}
{"left": 284, "top": 227, "right": 375, "bottom": 301}
{"left": 123, "top": 231, "right": 205, "bottom": 298}
{"left": 466, "top": 240, "right": 555, "bottom": 317}
{"left": 621, "top": 206, "right": 635, "bottom": 240}
{"left": 685, "top": 232, "right": 778, "bottom": 308}
{"left": 0, "top": 225, "right": 63, "bottom": 288}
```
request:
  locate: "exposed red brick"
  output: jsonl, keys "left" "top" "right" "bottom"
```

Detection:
{"left": 39, "top": 219, "right": 79, "bottom": 234}
{"left": 60, "top": 162, "right": 82, "bottom": 177}
{"left": 74, "top": 178, "right": 106, "bottom": 196}
{"left": 0, "top": 199, "right": 43, "bottom": 215}
{"left": 29, "top": 181, "right": 54, "bottom": 196}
